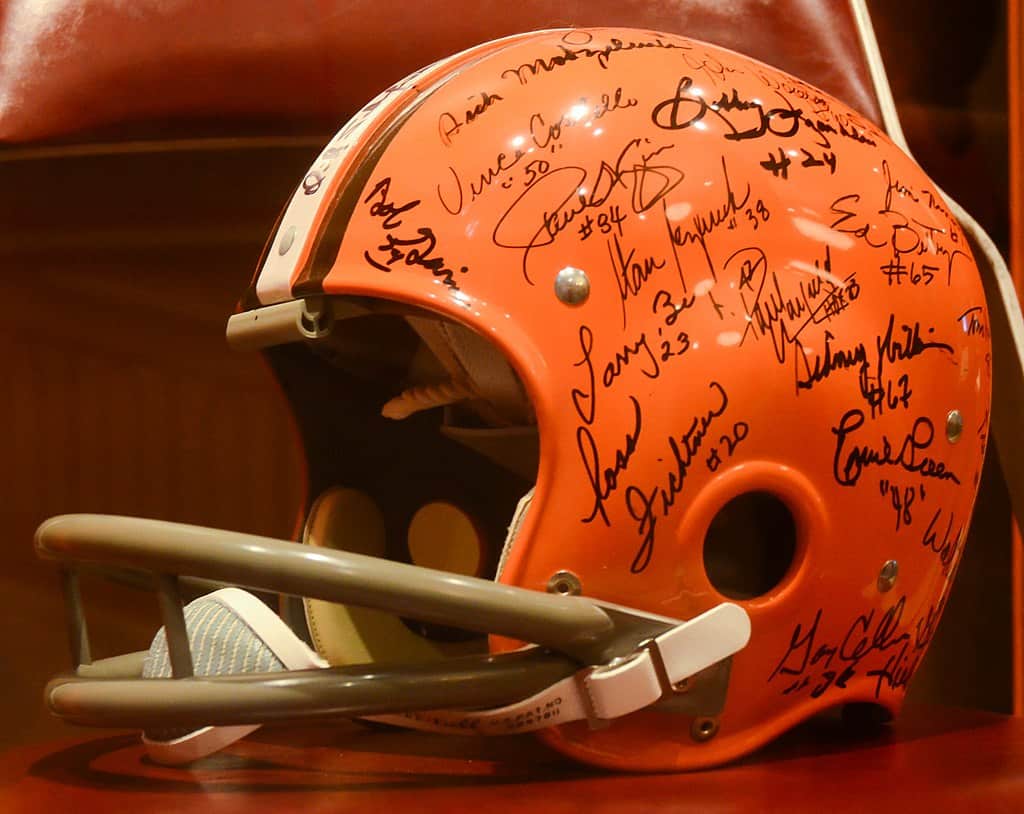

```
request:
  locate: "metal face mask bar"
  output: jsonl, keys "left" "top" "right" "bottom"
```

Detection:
{"left": 37, "top": 514, "right": 750, "bottom": 736}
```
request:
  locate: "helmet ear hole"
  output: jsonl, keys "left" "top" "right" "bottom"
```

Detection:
{"left": 703, "top": 492, "right": 797, "bottom": 600}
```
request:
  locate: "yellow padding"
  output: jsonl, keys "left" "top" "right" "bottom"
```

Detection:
{"left": 407, "top": 501, "right": 483, "bottom": 577}
{"left": 302, "top": 487, "right": 482, "bottom": 665}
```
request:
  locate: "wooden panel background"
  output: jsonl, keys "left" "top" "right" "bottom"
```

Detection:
{"left": 0, "top": 143, "right": 314, "bottom": 748}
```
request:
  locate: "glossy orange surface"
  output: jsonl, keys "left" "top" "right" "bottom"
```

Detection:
{"left": 243, "top": 28, "right": 991, "bottom": 769}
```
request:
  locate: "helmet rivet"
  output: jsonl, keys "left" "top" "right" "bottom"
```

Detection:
{"left": 946, "top": 410, "right": 964, "bottom": 443}
{"left": 546, "top": 570, "right": 582, "bottom": 596}
{"left": 554, "top": 266, "right": 590, "bottom": 305}
{"left": 278, "top": 225, "right": 297, "bottom": 256}
{"left": 877, "top": 560, "right": 899, "bottom": 593}
{"left": 691, "top": 716, "right": 719, "bottom": 742}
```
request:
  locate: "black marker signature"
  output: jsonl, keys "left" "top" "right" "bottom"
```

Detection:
{"left": 831, "top": 410, "right": 961, "bottom": 488}
{"left": 493, "top": 138, "right": 683, "bottom": 282}
{"left": 957, "top": 306, "right": 988, "bottom": 338}
{"left": 679, "top": 47, "right": 739, "bottom": 87}
{"left": 769, "top": 598, "right": 911, "bottom": 699}
{"left": 651, "top": 76, "right": 875, "bottom": 150}
{"left": 363, "top": 178, "right": 468, "bottom": 290}
{"left": 530, "top": 87, "right": 637, "bottom": 150}
{"left": 726, "top": 246, "right": 856, "bottom": 365}
{"left": 921, "top": 506, "right": 963, "bottom": 574}
{"left": 570, "top": 321, "right": 691, "bottom": 530}
{"left": 571, "top": 324, "right": 662, "bottom": 428}
{"left": 578, "top": 395, "right": 643, "bottom": 526}
{"left": 437, "top": 148, "right": 529, "bottom": 216}
{"left": 664, "top": 156, "right": 750, "bottom": 280}
{"left": 866, "top": 596, "right": 948, "bottom": 697}
{"left": 609, "top": 233, "right": 666, "bottom": 328}
{"left": 829, "top": 161, "right": 968, "bottom": 286}
{"left": 624, "top": 381, "right": 729, "bottom": 573}
{"left": 438, "top": 92, "right": 504, "bottom": 146}
{"left": 795, "top": 315, "right": 953, "bottom": 417}
{"left": 439, "top": 89, "right": 641, "bottom": 215}
{"left": 502, "top": 34, "right": 689, "bottom": 85}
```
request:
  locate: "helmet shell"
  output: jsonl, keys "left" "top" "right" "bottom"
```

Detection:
{"left": 248, "top": 28, "right": 991, "bottom": 770}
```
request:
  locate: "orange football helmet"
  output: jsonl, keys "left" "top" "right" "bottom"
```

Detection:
{"left": 38, "top": 27, "right": 991, "bottom": 771}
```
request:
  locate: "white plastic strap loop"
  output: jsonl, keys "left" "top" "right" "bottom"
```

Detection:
{"left": 371, "top": 602, "right": 751, "bottom": 735}
{"left": 146, "top": 598, "right": 752, "bottom": 762}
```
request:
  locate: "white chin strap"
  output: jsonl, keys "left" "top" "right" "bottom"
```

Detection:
{"left": 369, "top": 602, "right": 750, "bottom": 735}
{"left": 142, "top": 588, "right": 327, "bottom": 765}
{"left": 144, "top": 592, "right": 749, "bottom": 763}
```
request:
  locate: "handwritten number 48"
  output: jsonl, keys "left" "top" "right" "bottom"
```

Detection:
{"left": 879, "top": 479, "right": 925, "bottom": 531}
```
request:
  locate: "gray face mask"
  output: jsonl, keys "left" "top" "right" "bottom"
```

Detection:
{"left": 38, "top": 512, "right": 749, "bottom": 764}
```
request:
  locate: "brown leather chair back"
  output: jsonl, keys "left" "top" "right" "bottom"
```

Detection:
{"left": 0, "top": 0, "right": 882, "bottom": 141}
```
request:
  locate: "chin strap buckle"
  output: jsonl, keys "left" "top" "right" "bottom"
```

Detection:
{"left": 375, "top": 602, "right": 752, "bottom": 736}
{"left": 639, "top": 635, "right": 694, "bottom": 699}
{"left": 577, "top": 603, "right": 751, "bottom": 723}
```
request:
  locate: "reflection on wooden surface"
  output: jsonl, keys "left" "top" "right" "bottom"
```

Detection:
{"left": 1, "top": 706, "right": 1022, "bottom": 811}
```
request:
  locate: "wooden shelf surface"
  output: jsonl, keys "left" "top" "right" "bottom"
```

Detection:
{"left": 1, "top": 705, "right": 1022, "bottom": 812}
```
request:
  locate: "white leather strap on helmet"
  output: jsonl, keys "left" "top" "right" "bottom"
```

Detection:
{"left": 143, "top": 588, "right": 327, "bottom": 765}
{"left": 141, "top": 592, "right": 749, "bottom": 759}
{"left": 368, "top": 603, "right": 751, "bottom": 735}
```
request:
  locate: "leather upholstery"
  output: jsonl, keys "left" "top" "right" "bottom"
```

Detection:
{"left": 0, "top": 0, "right": 882, "bottom": 141}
